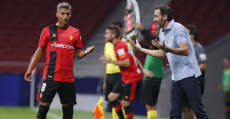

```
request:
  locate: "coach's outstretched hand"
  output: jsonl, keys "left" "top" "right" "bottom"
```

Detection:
{"left": 151, "top": 39, "right": 166, "bottom": 51}
{"left": 85, "top": 45, "right": 95, "bottom": 54}
{"left": 128, "top": 38, "right": 142, "bottom": 51}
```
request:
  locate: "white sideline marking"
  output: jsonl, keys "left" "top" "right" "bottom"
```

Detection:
{"left": 32, "top": 108, "right": 62, "bottom": 119}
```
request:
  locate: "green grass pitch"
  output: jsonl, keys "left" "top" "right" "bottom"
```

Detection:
{"left": 0, "top": 106, "right": 169, "bottom": 119}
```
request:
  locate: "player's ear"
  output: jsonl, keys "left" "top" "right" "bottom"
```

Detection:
{"left": 69, "top": 12, "right": 72, "bottom": 18}
{"left": 112, "top": 33, "right": 116, "bottom": 38}
{"left": 56, "top": 11, "right": 59, "bottom": 17}
{"left": 163, "top": 14, "right": 167, "bottom": 21}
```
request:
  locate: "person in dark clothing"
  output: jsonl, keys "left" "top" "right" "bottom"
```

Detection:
{"left": 135, "top": 22, "right": 164, "bottom": 119}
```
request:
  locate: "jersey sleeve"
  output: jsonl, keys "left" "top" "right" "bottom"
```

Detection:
{"left": 196, "top": 47, "right": 207, "bottom": 63}
{"left": 116, "top": 44, "right": 129, "bottom": 61}
{"left": 74, "top": 30, "right": 83, "bottom": 49}
{"left": 38, "top": 28, "right": 50, "bottom": 48}
{"left": 175, "top": 26, "right": 188, "bottom": 45}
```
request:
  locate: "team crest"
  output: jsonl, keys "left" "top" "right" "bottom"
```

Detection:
{"left": 125, "top": 96, "right": 129, "bottom": 99}
{"left": 69, "top": 35, "right": 73, "bottom": 40}
{"left": 52, "top": 34, "right": 56, "bottom": 37}
{"left": 40, "top": 93, "right": 43, "bottom": 98}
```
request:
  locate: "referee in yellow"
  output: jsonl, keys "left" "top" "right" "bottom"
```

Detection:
{"left": 103, "top": 21, "right": 133, "bottom": 119}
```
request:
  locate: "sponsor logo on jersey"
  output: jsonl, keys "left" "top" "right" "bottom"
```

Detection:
{"left": 51, "top": 42, "right": 74, "bottom": 49}
{"left": 117, "top": 48, "right": 125, "bottom": 56}
{"left": 40, "top": 93, "right": 43, "bottom": 98}
{"left": 52, "top": 34, "right": 56, "bottom": 37}
{"left": 69, "top": 35, "right": 73, "bottom": 40}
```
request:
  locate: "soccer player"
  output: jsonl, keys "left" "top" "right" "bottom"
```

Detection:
{"left": 129, "top": 4, "right": 209, "bottom": 119}
{"left": 24, "top": 2, "right": 94, "bottom": 119}
{"left": 221, "top": 57, "right": 230, "bottom": 119}
{"left": 103, "top": 21, "right": 133, "bottom": 119}
{"left": 135, "top": 22, "right": 164, "bottom": 119}
{"left": 183, "top": 25, "right": 207, "bottom": 119}
{"left": 100, "top": 26, "right": 142, "bottom": 119}
{"left": 111, "top": 21, "right": 133, "bottom": 50}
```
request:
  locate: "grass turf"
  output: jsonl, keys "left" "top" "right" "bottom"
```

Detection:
{"left": 0, "top": 106, "right": 169, "bottom": 119}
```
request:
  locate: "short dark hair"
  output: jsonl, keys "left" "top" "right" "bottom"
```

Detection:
{"left": 106, "top": 26, "right": 121, "bottom": 39}
{"left": 185, "top": 25, "right": 199, "bottom": 41}
{"left": 57, "top": 2, "right": 72, "bottom": 11}
{"left": 111, "top": 21, "right": 123, "bottom": 28}
{"left": 155, "top": 4, "right": 173, "bottom": 21}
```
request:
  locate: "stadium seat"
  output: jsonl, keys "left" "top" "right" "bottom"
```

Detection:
{"left": 0, "top": 0, "right": 119, "bottom": 73}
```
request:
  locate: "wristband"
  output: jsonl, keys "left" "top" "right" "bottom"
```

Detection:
{"left": 164, "top": 46, "right": 169, "bottom": 53}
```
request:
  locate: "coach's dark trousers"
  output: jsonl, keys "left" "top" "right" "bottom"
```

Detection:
{"left": 170, "top": 76, "right": 209, "bottom": 119}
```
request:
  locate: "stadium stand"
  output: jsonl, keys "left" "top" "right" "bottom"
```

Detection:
{"left": 168, "top": 0, "right": 230, "bottom": 45}
{"left": 0, "top": 0, "right": 118, "bottom": 73}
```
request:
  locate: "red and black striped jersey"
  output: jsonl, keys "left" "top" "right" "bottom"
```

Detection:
{"left": 39, "top": 24, "right": 83, "bottom": 82}
{"left": 114, "top": 40, "right": 142, "bottom": 83}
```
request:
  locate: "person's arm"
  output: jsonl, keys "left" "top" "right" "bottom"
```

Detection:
{"left": 135, "top": 57, "right": 144, "bottom": 71}
{"left": 100, "top": 56, "right": 130, "bottom": 67}
{"left": 75, "top": 46, "right": 94, "bottom": 59}
{"left": 199, "top": 63, "right": 207, "bottom": 71}
{"left": 128, "top": 39, "right": 166, "bottom": 58}
{"left": 165, "top": 42, "right": 189, "bottom": 56}
{"left": 25, "top": 47, "right": 43, "bottom": 81}
{"left": 135, "top": 56, "right": 154, "bottom": 78}
{"left": 103, "top": 66, "right": 107, "bottom": 90}
{"left": 25, "top": 27, "right": 49, "bottom": 81}
{"left": 135, "top": 23, "right": 158, "bottom": 42}
{"left": 195, "top": 47, "right": 207, "bottom": 71}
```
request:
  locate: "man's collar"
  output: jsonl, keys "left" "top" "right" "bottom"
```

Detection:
{"left": 165, "top": 19, "right": 174, "bottom": 30}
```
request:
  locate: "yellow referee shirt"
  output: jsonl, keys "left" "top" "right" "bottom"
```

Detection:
{"left": 104, "top": 38, "right": 133, "bottom": 74}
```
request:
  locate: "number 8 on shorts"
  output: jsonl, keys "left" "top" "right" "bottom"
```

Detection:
{"left": 41, "top": 83, "right": 46, "bottom": 92}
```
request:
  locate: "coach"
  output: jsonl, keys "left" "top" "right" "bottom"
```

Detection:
{"left": 129, "top": 4, "right": 209, "bottom": 119}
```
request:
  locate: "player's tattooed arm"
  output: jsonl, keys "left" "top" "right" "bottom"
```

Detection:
{"left": 25, "top": 47, "right": 43, "bottom": 81}
{"left": 75, "top": 45, "right": 94, "bottom": 59}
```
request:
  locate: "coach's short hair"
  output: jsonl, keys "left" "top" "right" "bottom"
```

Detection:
{"left": 111, "top": 21, "right": 123, "bottom": 28}
{"left": 155, "top": 4, "right": 173, "bottom": 21}
{"left": 185, "top": 25, "right": 199, "bottom": 41}
{"left": 57, "top": 2, "right": 72, "bottom": 11}
{"left": 106, "top": 26, "right": 121, "bottom": 39}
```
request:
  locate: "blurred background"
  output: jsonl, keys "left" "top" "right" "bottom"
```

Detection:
{"left": 0, "top": 0, "right": 230, "bottom": 118}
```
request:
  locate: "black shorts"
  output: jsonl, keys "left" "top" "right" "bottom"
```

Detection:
{"left": 183, "top": 76, "right": 205, "bottom": 108}
{"left": 141, "top": 79, "right": 162, "bottom": 106}
{"left": 112, "top": 80, "right": 142, "bottom": 101}
{"left": 104, "top": 73, "right": 122, "bottom": 101}
{"left": 37, "top": 80, "right": 77, "bottom": 105}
